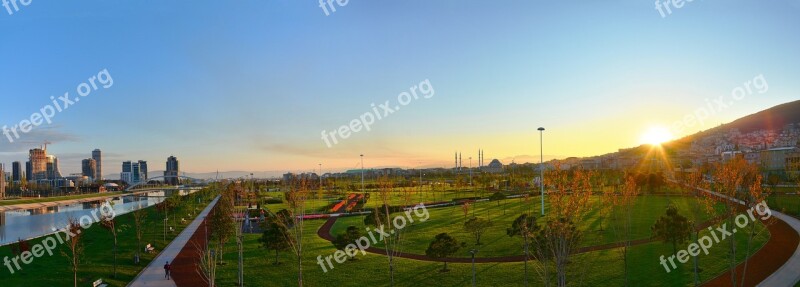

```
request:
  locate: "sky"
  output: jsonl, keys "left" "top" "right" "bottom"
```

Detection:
{"left": 1, "top": 0, "right": 799, "bottom": 177}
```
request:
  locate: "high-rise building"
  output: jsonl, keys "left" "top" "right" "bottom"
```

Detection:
{"left": 138, "top": 160, "right": 148, "bottom": 182}
{"left": 46, "top": 155, "right": 62, "bottom": 180}
{"left": 164, "top": 156, "right": 180, "bottom": 185}
{"left": 25, "top": 161, "right": 32, "bottom": 181}
{"left": 121, "top": 160, "right": 148, "bottom": 185}
{"left": 0, "top": 164, "right": 5, "bottom": 199}
{"left": 12, "top": 161, "right": 21, "bottom": 182}
{"left": 92, "top": 149, "right": 102, "bottom": 180}
{"left": 82, "top": 159, "right": 97, "bottom": 180}
{"left": 29, "top": 148, "right": 47, "bottom": 180}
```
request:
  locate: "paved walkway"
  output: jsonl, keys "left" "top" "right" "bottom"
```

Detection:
{"left": 757, "top": 211, "right": 800, "bottom": 287}
{"left": 127, "top": 195, "right": 221, "bottom": 287}
{"left": 682, "top": 183, "right": 800, "bottom": 287}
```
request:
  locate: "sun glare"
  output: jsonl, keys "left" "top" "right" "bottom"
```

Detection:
{"left": 640, "top": 126, "right": 673, "bottom": 146}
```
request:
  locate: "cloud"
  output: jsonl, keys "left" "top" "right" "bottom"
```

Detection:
{"left": 0, "top": 126, "right": 79, "bottom": 152}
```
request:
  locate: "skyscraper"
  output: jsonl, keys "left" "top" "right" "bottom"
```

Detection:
{"left": 121, "top": 160, "right": 147, "bottom": 185}
{"left": 12, "top": 161, "right": 21, "bottom": 182}
{"left": 164, "top": 156, "right": 179, "bottom": 185}
{"left": 82, "top": 159, "right": 97, "bottom": 180}
{"left": 0, "top": 164, "right": 5, "bottom": 199}
{"left": 46, "top": 155, "right": 62, "bottom": 180}
{"left": 138, "top": 160, "right": 148, "bottom": 181}
{"left": 92, "top": 149, "right": 102, "bottom": 180}
{"left": 25, "top": 161, "right": 32, "bottom": 182}
{"left": 29, "top": 148, "right": 47, "bottom": 180}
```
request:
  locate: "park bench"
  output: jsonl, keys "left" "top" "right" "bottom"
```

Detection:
{"left": 92, "top": 279, "right": 108, "bottom": 287}
{"left": 144, "top": 243, "right": 155, "bottom": 253}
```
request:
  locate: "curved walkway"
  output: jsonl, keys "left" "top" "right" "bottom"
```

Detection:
{"left": 671, "top": 182, "right": 800, "bottom": 287}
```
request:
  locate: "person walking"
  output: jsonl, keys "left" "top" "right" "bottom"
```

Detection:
{"left": 164, "top": 261, "right": 172, "bottom": 280}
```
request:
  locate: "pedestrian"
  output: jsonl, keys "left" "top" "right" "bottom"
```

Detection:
{"left": 164, "top": 261, "right": 171, "bottom": 280}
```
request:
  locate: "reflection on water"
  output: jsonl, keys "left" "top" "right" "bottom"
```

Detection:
{"left": 0, "top": 190, "right": 193, "bottom": 246}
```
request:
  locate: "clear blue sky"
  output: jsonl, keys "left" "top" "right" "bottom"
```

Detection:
{"left": 1, "top": 0, "right": 798, "bottom": 176}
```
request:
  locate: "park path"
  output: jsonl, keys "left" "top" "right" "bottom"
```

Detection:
{"left": 127, "top": 195, "right": 221, "bottom": 287}
{"left": 676, "top": 184, "right": 800, "bottom": 287}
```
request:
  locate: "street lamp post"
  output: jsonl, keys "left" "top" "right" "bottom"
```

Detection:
{"left": 319, "top": 163, "right": 323, "bottom": 188}
{"left": 470, "top": 249, "right": 479, "bottom": 287}
{"left": 469, "top": 157, "right": 473, "bottom": 188}
{"left": 538, "top": 127, "right": 545, "bottom": 216}
{"left": 360, "top": 154, "right": 364, "bottom": 193}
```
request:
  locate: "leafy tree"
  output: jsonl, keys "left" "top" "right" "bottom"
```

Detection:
{"left": 507, "top": 213, "right": 539, "bottom": 286}
{"left": 364, "top": 208, "right": 387, "bottom": 227}
{"left": 209, "top": 189, "right": 236, "bottom": 264}
{"left": 425, "top": 233, "right": 464, "bottom": 272}
{"left": 464, "top": 217, "right": 493, "bottom": 245}
{"left": 332, "top": 226, "right": 363, "bottom": 261}
{"left": 490, "top": 192, "right": 506, "bottom": 206}
{"left": 259, "top": 219, "right": 290, "bottom": 264}
{"left": 535, "top": 164, "right": 593, "bottom": 287}
{"left": 651, "top": 205, "right": 692, "bottom": 254}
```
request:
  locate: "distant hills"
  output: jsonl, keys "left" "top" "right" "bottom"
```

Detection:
{"left": 697, "top": 100, "right": 800, "bottom": 136}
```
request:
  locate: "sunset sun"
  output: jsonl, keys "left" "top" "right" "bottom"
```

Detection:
{"left": 640, "top": 126, "right": 673, "bottom": 146}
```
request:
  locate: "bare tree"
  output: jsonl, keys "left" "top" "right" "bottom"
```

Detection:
{"left": 132, "top": 207, "right": 147, "bottom": 264}
{"left": 60, "top": 218, "right": 84, "bottom": 287}
{"left": 376, "top": 175, "right": 400, "bottom": 286}
{"left": 100, "top": 210, "right": 120, "bottom": 278}
{"left": 274, "top": 179, "right": 310, "bottom": 287}
{"left": 195, "top": 242, "right": 218, "bottom": 287}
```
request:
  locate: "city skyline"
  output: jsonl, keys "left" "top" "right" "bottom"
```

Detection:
{"left": 1, "top": 1, "right": 799, "bottom": 175}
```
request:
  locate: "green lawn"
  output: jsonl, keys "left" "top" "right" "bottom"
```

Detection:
{"left": 214, "top": 194, "right": 769, "bottom": 286}
{"left": 0, "top": 188, "right": 217, "bottom": 287}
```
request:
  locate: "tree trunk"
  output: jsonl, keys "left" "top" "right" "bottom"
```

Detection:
{"left": 523, "top": 236, "right": 529, "bottom": 287}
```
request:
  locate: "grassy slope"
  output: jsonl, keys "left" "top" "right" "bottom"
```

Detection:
{"left": 216, "top": 195, "right": 769, "bottom": 287}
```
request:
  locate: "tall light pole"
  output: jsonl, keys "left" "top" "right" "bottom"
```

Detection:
{"left": 360, "top": 154, "right": 365, "bottom": 193}
{"left": 319, "top": 163, "right": 323, "bottom": 188}
{"left": 470, "top": 249, "right": 479, "bottom": 287}
{"left": 538, "top": 127, "right": 545, "bottom": 216}
{"left": 469, "top": 157, "right": 473, "bottom": 188}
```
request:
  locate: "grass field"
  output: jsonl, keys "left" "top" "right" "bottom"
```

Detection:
{"left": 214, "top": 194, "right": 769, "bottom": 287}
{"left": 0, "top": 189, "right": 216, "bottom": 287}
